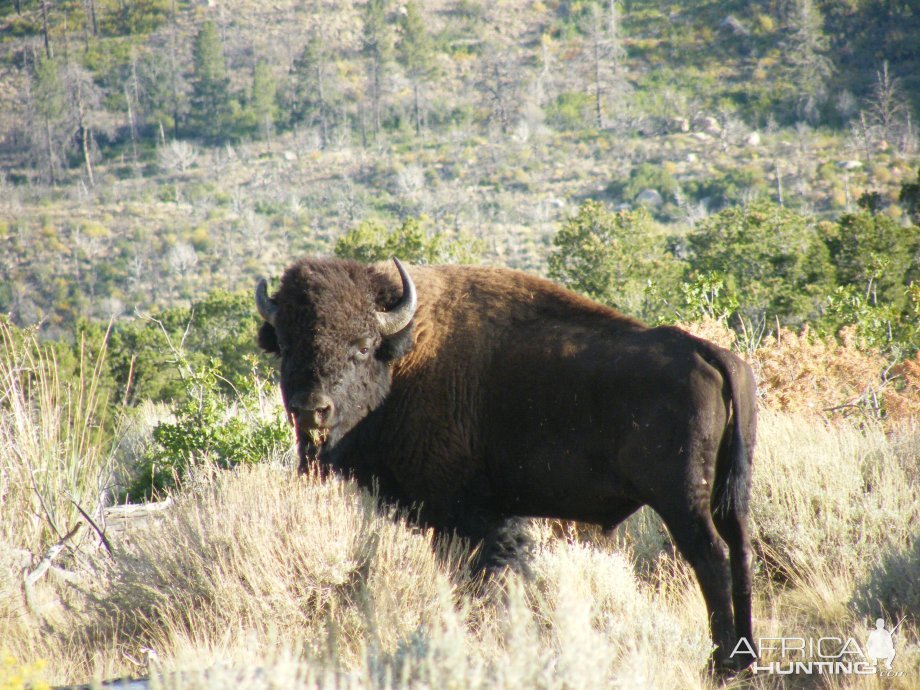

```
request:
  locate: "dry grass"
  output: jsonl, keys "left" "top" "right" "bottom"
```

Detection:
{"left": 0, "top": 322, "right": 118, "bottom": 663}
{"left": 0, "top": 323, "right": 115, "bottom": 555}
{"left": 1, "top": 322, "right": 919, "bottom": 689}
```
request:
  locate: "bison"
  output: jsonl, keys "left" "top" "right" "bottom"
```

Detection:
{"left": 256, "top": 257, "right": 757, "bottom": 671}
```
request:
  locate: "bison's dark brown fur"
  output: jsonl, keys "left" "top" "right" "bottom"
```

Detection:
{"left": 257, "top": 257, "right": 757, "bottom": 671}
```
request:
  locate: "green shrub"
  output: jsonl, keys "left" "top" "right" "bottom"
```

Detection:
{"left": 674, "top": 272, "right": 740, "bottom": 324}
{"left": 548, "top": 200, "right": 681, "bottom": 319}
{"left": 129, "top": 357, "right": 288, "bottom": 500}
{"left": 899, "top": 167, "right": 920, "bottom": 225}
{"left": 545, "top": 92, "right": 593, "bottom": 131}
{"left": 96, "top": 289, "right": 264, "bottom": 405}
{"left": 335, "top": 217, "right": 482, "bottom": 265}
{"left": 824, "top": 210, "right": 919, "bottom": 314}
{"left": 686, "top": 200, "right": 834, "bottom": 323}
{"left": 607, "top": 162, "right": 679, "bottom": 208}
{"left": 100, "top": 0, "right": 170, "bottom": 36}
{"left": 683, "top": 167, "right": 769, "bottom": 210}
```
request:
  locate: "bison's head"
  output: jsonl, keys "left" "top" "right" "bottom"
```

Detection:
{"left": 255, "top": 257, "right": 417, "bottom": 470}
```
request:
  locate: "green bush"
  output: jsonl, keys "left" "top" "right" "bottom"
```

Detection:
{"left": 545, "top": 91, "right": 593, "bottom": 131}
{"left": 685, "top": 200, "right": 834, "bottom": 324}
{"left": 824, "top": 210, "right": 919, "bottom": 314}
{"left": 607, "top": 163, "right": 678, "bottom": 207}
{"left": 100, "top": 0, "right": 170, "bottom": 35}
{"left": 335, "top": 216, "right": 483, "bottom": 265}
{"left": 683, "top": 167, "right": 769, "bottom": 211}
{"left": 129, "top": 357, "right": 288, "bottom": 500}
{"left": 674, "top": 272, "right": 740, "bottom": 324}
{"left": 548, "top": 200, "right": 681, "bottom": 320}
{"left": 89, "top": 289, "right": 264, "bottom": 405}
{"left": 899, "top": 167, "right": 920, "bottom": 225}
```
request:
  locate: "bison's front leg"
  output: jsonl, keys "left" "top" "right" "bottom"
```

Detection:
{"left": 449, "top": 511, "right": 535, "bottom": 578}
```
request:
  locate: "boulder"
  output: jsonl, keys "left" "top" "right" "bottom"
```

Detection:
{"left": 635, "top": 188, "right": 664, "bottom": 208}
{"left": 719, "top": 15, "right": 749, "bottom": 36}
{"left": 694, "top": 115, "right": 721, "bottom": 135}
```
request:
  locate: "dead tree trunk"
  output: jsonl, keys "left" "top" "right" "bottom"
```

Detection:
{"left": 40, "top": 0, "right": 53, "bottom": 59}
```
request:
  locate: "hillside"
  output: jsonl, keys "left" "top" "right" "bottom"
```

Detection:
{"left": 0, "top": 0, "right": 918, "bottom": 335}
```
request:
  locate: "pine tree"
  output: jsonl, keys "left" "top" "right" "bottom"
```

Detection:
{"left": 136, "top": 45, "right": 187, "bottom": 140}
{"left": 292, "top": 32, "right": 336, "bottom": 147}
{"left": 248, "top": 61, "right": 277, "bottom": 140}
{"left": 189, "top": 21, "right": 234, "bottom": 142}
{"left": 31, "top": 52, "right": 64, "bottom": 185}
{"left": 784, "top": 0, "right": 834, "bottom": 123}
{"left": 398, "top": 0, "right": 434, "bottom": 135}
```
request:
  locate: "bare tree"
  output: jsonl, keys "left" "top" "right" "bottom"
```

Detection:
{"left": 865, "top": 61, "right": 909, "bottom": 145}
{"left": 581, "top": 0, "right": 627, "bottom": 129}
{"left": 124, "top": 53, "right": 140, "bottom": 164}
{"left": 62, "top": 62, "right": 108, "bottom": 187}
{"left": 158, "top": 140, "right": 199, "bottom": 173}
{"left": 476, "top": 45, "right": 524, "bottom": 135}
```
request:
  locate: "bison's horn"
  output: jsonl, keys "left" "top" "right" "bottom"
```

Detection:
{"left": 376, "top": 258, "right": 417, "bottom": 336}
{"left": 255, "top": 278, "right": 278, "bottom": 326}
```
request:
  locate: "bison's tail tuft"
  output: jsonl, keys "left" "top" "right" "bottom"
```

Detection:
{"left": 707, "top": 349, "right": 756, "bottom": 520}
{"left": 713, "top": 414, "right": 751, "bottom": 518}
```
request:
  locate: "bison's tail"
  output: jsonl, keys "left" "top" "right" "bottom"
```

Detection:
{"left": 704, "top": 346, "right": 756, "bottom": 519}
{"left": 702, "top": 342, "right": 758, "bottom": 653}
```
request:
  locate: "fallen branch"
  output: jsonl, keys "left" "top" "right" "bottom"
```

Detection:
{"left": 69, "top": 494, "right": 113, "bottom": 555}
{"left": 22, "top": 522, "right": 82, "bottom": 627}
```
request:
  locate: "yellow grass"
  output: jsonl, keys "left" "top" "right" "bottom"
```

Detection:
{"left": 1, "top": 323, "right": 918, "bottom": 689}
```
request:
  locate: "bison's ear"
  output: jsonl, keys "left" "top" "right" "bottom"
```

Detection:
{"left": 258, "top": 321, "right": 280, "bottom": 354}
{"left": 369, "top": 262, "right": 416, "bottom": 362}
{"left": 377, "top": 324, "right": 414, "bottom": 362}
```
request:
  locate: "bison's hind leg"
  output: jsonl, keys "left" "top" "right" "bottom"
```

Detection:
{"left": 712, "top": 501, "right": 755, "bottom": 656}
{"left": 655, "top": 501, "right": 738, "bottom": 671}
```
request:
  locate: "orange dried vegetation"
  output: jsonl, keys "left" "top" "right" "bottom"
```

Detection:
{"left": 678, "top": 318, "right": 919, "bottom": 427}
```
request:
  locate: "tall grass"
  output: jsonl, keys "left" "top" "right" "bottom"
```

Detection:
{"left": 0, "top": 322, "right": 121, "bottom": 681}
{"left": 751, "top": 411, "right": 920, "bottom": 588}
{"left": 71, "top": 463, "right": 712, "bottom": 689}
{"left": 0, "top": 323, "right": 116, "bottom": 556}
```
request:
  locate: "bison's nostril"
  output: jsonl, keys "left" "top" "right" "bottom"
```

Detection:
{"left": 290, "top": 392, "right": 335, "bottom": 426}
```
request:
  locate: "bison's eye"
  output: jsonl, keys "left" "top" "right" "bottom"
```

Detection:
{"left": 353, "top": 337, "right": 374, "bottom": 361}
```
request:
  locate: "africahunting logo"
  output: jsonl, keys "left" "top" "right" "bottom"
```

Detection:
{"left": 729, "top": 617, "right": 907, "bottom": 676}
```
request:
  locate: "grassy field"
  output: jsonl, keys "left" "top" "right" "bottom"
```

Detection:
{"left": 1, "top": 324, "right": 918, "bottom": 689}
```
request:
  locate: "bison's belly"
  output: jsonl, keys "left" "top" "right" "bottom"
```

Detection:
{"left": 482, "top": 376, "right": 702, "bottom": 523}
{"left": 487, "top": 446, "right": 640, "bottom": 523}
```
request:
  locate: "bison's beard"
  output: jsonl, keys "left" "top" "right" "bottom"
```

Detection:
{"left": 296, "top": 426, "right": 329, "bottom": 474}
